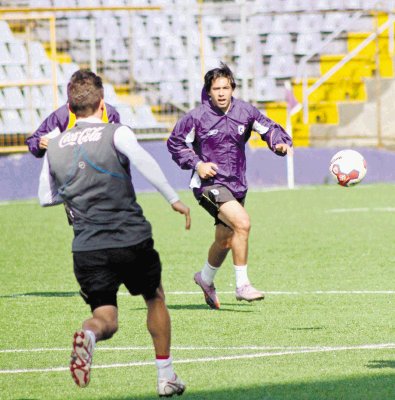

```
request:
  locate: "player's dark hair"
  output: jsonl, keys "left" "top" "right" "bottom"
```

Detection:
{"left": 204, "top": 62, "right": 236, "bottom": 92}
{"left": 67, "top": 69, "right": 104, "bottom": 117}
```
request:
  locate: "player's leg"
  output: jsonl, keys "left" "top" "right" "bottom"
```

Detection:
{"left": 123, "top": 239, "right": 185, "bottom": 397}
{"left": 218, "top": 201, "right": 264, "bottom": 302}
{"left": 194, "top": 223, "right": 232, "bottom": 309}
{"left": 71, "top": 250, "right": 121, "bottom": 387}
{"left": 218, "top": 200, "right": 250, "bottom": 265}
{"left": 143, "top": 285, "right": 184, "bottom": 397}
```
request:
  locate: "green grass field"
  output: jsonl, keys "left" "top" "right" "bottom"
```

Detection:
{"left": 0, "top": 184, "right": 394, "bottom": 399}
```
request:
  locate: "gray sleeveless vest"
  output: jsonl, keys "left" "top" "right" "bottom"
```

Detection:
{"left": 47, "top": 121, "right": 152, "bottom": 251}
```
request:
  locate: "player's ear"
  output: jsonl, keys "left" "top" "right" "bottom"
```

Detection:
{"left": 99, "top": 98, "right": 105, "bottom": 111}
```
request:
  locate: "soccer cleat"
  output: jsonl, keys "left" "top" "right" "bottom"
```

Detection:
{"left": 70, "top": 330, "right": 94, "bottom": 388}
{"left": 158, "top": 374, "right": 186, "bottom": 397}
{"left": 235, "top": 284, "right": 265, "bottom": 302}
{"left": 194, "top": 271, "right": 220, "bottom": 310}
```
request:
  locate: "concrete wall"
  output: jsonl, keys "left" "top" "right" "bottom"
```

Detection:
{"left": 1, "top": 144, "right": 394, "bottom": 202}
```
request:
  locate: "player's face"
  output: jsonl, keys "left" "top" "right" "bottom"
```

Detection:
{"left": 209, "top": 77, "right": 234, "bottom": 112}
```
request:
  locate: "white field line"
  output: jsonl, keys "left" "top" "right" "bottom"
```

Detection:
{"left": 0, "top": 345, "right": 340, "bottom": 354}
{"left": 2, "top": 290, "right": 395, "bottom": 298}
{"left": 0, "top": 343, "right": 394, "bottom": 375}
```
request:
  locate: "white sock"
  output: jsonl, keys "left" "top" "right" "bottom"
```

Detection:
{"left": 234, "top": 264, "right": 250, "bottom": 288}
{"left": 85, "top": 329, "right": 96, "bottom": 348}
{"left": 155, "top": 356, "right": 175, "bottom": 380}
{"left": 201, "top": 261, "right": 219, "bottom": 285}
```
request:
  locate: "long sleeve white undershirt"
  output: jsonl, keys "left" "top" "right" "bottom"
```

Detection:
{"left": 38, "top": 117, "right": 179, "bottom": 206}
{"left": 113, "top": 124, "right": 179, "bottom": 204}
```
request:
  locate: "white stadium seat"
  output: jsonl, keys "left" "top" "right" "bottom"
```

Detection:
{"left": 2, "top": 87, "right": 26, "bottom": 109}
{"left": 264, "top": 34, "right": 294, "bottom": 55}
{"left": 267, "top": 55, "right": 297, "bottom": 78}
{"left": 254, "top": 78, "right": 281, "bottom": 102}
{"left": 1, "top": 110, "right": 26, "bottom": 133}
{"left": 295, "top": 33, "right": 323, "bottom": 56}
{"left": 0, "top": 21, "right": 17, "bottom": 43}
{"left": 0, "top": 43, "right": 13, "bottom": 65}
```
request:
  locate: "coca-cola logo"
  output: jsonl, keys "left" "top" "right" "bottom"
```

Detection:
{"left": 59, "top": 126, "right": 104, "bottom": 148}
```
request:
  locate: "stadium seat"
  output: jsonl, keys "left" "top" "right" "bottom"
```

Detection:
{"left": 27, "top": 41, "right": 51, "bottom": 66}
{"left": 0, "top": 21, "right": 17, "bottom": 43}
{"left": 4, "top": 65, "right": 26, "bottom": 81}
{"left": 321, "top": 12, "right": 351, "bottom": 33}
{"left": 159, "top": 81, "right": 187, "bottom": 104}
{"left": 101, "top": 38, "right": 129, "bottom": 62}
{"left": 146, "top": 14, "right": 171, "bottom": 37}
{"left": 282, "top": 0, "right": 311, "bottom": 11}
{"left": 254, "top": 77, "right": 281, "bottom": 102}
{"left": 297, "top": 14, "right": 325, "bottom": 33}
{"left": 0, "top": 43, "right": 13, "bottom": 65}
{"left": 264, "top": 34, "right": 294, "bottom": 55}
{"left": 295, "top": 33, "right": 323, "bottom": 56}
{"left": 0, "top": 66, "right": 6, "bottom": 83}
{"left": 8, "top": 41, "right": 28, "bottom": 65}
{"left": 271, "top": 14, "right": 299, "bottom": 33}
{"left": 0, "top": 90, "right": 5, "bottom": 109}
{"left": 60, "top": 62, "right": 80, "bottom": 81}
{"left": 133, "top": 59, "right": 157, "bottom": 83}
{"left": 267, "top": 55, "right": 297, "bottom": 78}
{"left": 20, "top": 108, "right": 41, "bottom": 130}
{"left": 24, "top": 86, "right": 47, "bottom": 109}
{"left": 57, "top": 84, "right": 67, "bottom": 104}
{"left": 203, "top": 16, "right": 227, "bottom": 37}
{"left": 248, "top": 15, "right": 273, "bottom": 35}
{"left": 312, "top": 0, "right": 333, "bottom": 11}
{"left": 2, "top": 87, "right": 26, "bottom": 109}
{"left": 133, "top": 105, "right": 166, "bottom": 129}
{"left": 103, "top": 83, "right": 119, "bottom": 105}
{"left": 1, "top": 110, "right": 26, "bottom": 133}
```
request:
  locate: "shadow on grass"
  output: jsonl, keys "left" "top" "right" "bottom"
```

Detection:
{"left": 288, "top": 326, "right": 325, "bottom": 331}
{"left": 0, "top": 291, "right": 79, "bottom": 298}
{"left": 133, "top": 304, "right": 254, "bottom": 312}
{"left": 99, "top": 373, "right": 395, "bottom": 400}
{"left": 367, "top": 360, "right": 395, "bottom": 369}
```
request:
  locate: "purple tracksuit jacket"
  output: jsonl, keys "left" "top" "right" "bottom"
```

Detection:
{"left": 167, "top": 89, "right": 293, "bottom": 199}
{"left": 25, "top": 102, "right": 120, "bottom": 158}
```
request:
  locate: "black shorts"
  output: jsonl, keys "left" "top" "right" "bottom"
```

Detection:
{"left": 198, "top": 184, "right": 245, "bottom": 226}
{"left": 73, "top": 238, "right": 161, "bottom": 311}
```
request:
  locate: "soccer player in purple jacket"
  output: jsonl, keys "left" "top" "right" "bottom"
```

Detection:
{"left": 25, "top": 72, "right": 120, "bottom": 158}
{"left": 167, "top": 63, "right": 293, "bottom": 310}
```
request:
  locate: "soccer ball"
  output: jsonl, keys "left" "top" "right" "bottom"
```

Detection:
{"left": 329, "top": 149, "right": 367, "bottom": 187}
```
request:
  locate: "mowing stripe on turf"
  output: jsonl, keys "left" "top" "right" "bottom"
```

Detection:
{"left": 1, "top": 343, "right": 394, "bottom": 375}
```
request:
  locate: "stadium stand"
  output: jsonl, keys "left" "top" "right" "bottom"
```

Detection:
{"left": 0, "top": 0, "right": 394, "bottom": 150}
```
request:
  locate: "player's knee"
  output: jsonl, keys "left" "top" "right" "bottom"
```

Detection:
{"left": 234, "top": 216, "right": 251, "bottom": 234}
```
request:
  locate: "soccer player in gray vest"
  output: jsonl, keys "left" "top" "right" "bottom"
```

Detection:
{"left": 168, "top": 63, "right": 293, "bottom": 310}
{"left": 38, "top": 70, "right": 189, "bottom": 397}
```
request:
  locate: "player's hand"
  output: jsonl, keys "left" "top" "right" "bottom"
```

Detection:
{"left": 171, "top": 200, "right": 191, "bottom": 230}
{"left": 275, "top": 143, "right": 293, "bottom": 156}
{"left": 197, "top": 162, "right": 218, "bottom": 179}
{"left": 39, "top": 137, "right": 49, "bottom": 150}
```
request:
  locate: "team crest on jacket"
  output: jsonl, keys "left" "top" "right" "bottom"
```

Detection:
{"left": 238, "top": 125, "right": 245, "bottom": 135}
